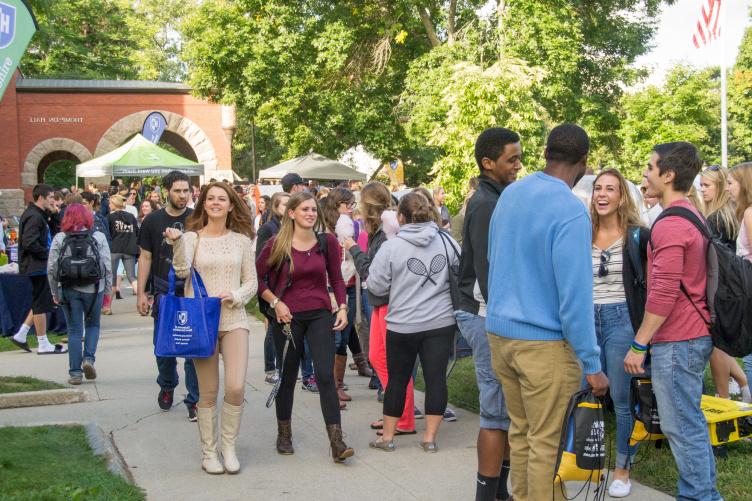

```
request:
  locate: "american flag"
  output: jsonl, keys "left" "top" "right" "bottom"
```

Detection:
{"left": 692, "top": 0, "right": 723, "bottom": 48}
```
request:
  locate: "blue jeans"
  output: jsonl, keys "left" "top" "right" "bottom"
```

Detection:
{"left": 264, "top": 321, "right": 277, "bottom": 372}
{"left": 651, "top": 336, "right": 722, "bottom": 501}
{"left": 152, "top": 317, "right": 199, "bottom": 406}
{"left": 60, "top": 288, "right": 104, "bottom": 377}
{"left": 743, "top": 354, "right": 752, "bottom": 393}
{"left": 301, "top": 338, "right": 314, "bottom": 380}
{"left": 335, "top": 286, "right": 357, "bottom": 355}
{"left": 455, "top": 310, "right": 509, "bottom": 430}
{"left": 594, "top": 303, "right": 638, "bottom": 469}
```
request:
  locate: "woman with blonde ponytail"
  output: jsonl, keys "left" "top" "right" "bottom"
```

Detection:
{"left": 699, "top": 166, "right": 752, "bottom": 403}
{"left": 256, "top": 192, "right": 354, "bottom": 462}
{"left": 343, "top": 182, "right": 417, "bottom": 435}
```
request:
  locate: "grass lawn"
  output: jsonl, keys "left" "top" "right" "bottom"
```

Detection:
{"left": 0, "top": 333, "right": 67, "bottom": 352}
{"left": 245, "top": 296, "right": 266, "bottom": 322}
{"left": 419, "top": 357, "right": 752, "bottom": 501}
{"left": 0, "top": 376, "right": 64, "bottom": 394}
{"left": 0, "top": 425, "right": 144, "bottom": 500}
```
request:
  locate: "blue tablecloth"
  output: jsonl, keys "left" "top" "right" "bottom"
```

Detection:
{"left": 0, "top": 274, "right": 67, "bottom": 336}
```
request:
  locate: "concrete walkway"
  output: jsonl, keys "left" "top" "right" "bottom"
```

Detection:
{"left": 0, "top": 295, "right": 672, "bottom": 500}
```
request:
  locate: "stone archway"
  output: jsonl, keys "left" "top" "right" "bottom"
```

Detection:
{"left": 95, "top": 110, "right": 219, "bottom": 174}
{"left": 22, "top": 138, "right": 93, "bottom": 187}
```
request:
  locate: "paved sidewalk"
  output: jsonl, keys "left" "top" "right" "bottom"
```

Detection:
{"left": 0, "top": 295, "right": 671, "bottom": 500}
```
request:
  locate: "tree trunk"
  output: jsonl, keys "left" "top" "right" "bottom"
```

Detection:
{"left": 447, "top": 0, "right": 457, "bottom": 46}
{"left": 417, "top": 6, "right": 441, "bottom": 48}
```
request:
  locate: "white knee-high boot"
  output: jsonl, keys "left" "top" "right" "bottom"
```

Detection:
{"left": 197, "top": 405, "right": 225, "bottom": 474}
{"left": 220, "top": 401, "right": 244, "bottom": 474}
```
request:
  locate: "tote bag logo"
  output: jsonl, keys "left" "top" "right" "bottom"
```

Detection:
{"left": 0, "top": 2, "right": 16, "bottom": 49}
{"left": 177, "top": 310, "right": 188, "bottom": 326}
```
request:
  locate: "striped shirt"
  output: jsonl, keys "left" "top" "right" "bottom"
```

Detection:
{"left": 592, "top": 238, "right": 626, "bottom": 304}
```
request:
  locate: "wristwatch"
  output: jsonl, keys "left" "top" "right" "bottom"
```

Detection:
{"left": 271, "top": 298, "right": 281, "bottom": 309}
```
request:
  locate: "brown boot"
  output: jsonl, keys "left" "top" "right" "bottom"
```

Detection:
{"left": 353, "top": 352, "right": 373, "bottom": 377}
{"left": 334, "top": 354, "right": 352, "bottom": 401}
{"left": 326, "top": 424, "right": 354, "bottom": 463}
{"left": 276, "top": 420, "right": 294, "bottom": 455}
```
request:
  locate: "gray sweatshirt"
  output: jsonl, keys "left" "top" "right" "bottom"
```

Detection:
{"left": 367, "top": 222, "right": 459, "bottom": 333}
{"left": 47, "top": 231, "right": 112, "bottom": 299}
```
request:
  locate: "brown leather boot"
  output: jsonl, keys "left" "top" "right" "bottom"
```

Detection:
{"left": 276, "top": 420, "right": 294, "bottom": 455}
{"left": 353, "top": 352, "right": 373, "bottom": 377}
{"left": 334, "top": 354, "right": 352, "bottom": 401}
{"left": 326, "top": 424, "right": 354, "bottom": 463}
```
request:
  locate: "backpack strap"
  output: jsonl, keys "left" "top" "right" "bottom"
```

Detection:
{"left": 649, "top": 206, "right": 712, "bottom": 325}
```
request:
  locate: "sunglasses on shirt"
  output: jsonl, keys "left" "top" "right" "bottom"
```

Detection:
{"left": 598, "top": 250, "right": 611, "bottom": 278}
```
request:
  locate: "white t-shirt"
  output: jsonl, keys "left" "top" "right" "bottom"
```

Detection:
{"left": 124, "top": 205, "right": 139, "bottom": 219}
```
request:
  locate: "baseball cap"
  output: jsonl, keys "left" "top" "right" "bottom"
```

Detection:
{"left": 281, "top": 172, "right": 307, "bottom": 192}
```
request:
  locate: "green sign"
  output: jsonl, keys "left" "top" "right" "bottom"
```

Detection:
{"left": 0, "top": 0, "right": 37, "bottom": 100}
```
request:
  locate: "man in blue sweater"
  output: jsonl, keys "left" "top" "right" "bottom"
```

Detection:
{"left": 486, "top": 124, "right": 608, "bottom": 501}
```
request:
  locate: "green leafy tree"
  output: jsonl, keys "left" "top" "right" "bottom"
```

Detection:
{"left": 615, "top": 66, "right": 721, "bottom": 181}
{"left": 729, "top": 23, "right": 752, "bottom": 165}
{"left": 127, "top": 0, "right": 195, "bottom": 82}
{"left": 21, "top": 0, "right": 138, "bottom": 79}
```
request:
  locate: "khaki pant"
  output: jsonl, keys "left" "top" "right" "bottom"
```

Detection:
{"left": 488, "top": 336, "right": 582, "bottom": 501}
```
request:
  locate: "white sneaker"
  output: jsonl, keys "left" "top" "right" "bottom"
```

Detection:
{"left": 608, "top": 479, "right": 632, "bottom": 498}
{"left": 729, "top": 378, "right": 741, "bottom": 397}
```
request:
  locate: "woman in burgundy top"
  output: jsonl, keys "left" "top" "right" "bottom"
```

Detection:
{"left": 256, "top": 192, "right": 354, "bottom": 462}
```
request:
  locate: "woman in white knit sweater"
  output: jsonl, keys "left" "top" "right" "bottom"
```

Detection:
{"left": 165, "top": 181, "right": 257, "bottom": 475}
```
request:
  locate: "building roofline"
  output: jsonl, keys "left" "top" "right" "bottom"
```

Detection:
{"left": 14, "top": 78, "right": 192, "bottom": 94}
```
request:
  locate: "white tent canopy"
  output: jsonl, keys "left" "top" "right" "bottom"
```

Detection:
{"left": 259, "top": 152, "right": 367, "bottom": 182}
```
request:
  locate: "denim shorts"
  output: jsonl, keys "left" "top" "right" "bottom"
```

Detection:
{"left": 455, "top": 310, "right": 510, "bottom": 430}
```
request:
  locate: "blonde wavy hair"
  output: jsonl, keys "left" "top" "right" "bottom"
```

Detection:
{"left": 590, "top": 169, "right": 643, "bottom": 242}
{"left": 359, "top": 182, "right": 393, "bottom": 235}
{"left": 701, "top": 166, "right": 738, "bottom": 240}
{"left": 730, "top": 163, "right": 752, "bottom": 223}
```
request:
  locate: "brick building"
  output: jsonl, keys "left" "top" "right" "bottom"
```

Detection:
{"left": 0, "top": 72, "right": 235, "bottom": 217}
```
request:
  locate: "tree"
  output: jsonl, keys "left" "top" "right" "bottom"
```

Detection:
{"left": 729, "top": 23, "right": 752, "bottom": 165}
{"left": 615, "top": 66, "right": 721, "bottom": 181}
{"left": 21, "top": 0, "right": 138, "bottom": 79}
{"left": 127, "top": 0, "right": 195, "bottom": 82}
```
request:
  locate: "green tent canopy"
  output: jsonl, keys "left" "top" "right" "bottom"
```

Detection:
{"left": 76, "top": 134, "right": 204, "bottom": 178}
{"left": 259, "top": 152, "right": 366, "bottom": 182}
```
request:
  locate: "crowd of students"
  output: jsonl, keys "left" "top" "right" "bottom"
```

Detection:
{"left": 13, "top": 123, "right": 752, "bottom": 500}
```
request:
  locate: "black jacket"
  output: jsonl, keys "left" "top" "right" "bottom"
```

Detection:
{"left": 18, "top": 202, "right": 51, "bottom": 275}
{"left": 622, "top": 225, "right": 650, "bottom": 332}
{"left": 349, "top": 227, "right": 389, "bottom": 307}
{"left": 458, "top": 175, "right": 506, "bottom": 314}
{"left": 256, "top": 216, "right": 281, "bottom": 256}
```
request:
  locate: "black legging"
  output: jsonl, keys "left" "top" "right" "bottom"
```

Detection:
{"left": 384, "top": 325, "right": 455, "bottom": 417}
{"left": 273, "top": 309, "right": 340, "bottom": 425}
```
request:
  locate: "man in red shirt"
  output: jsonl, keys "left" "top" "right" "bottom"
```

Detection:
{"left": 625, "top": 142, "right": 721, "bottom": 500}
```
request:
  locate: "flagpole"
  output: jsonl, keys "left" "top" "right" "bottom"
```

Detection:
{"left": 720, "top": 0, "right": 728, "bottom": 168}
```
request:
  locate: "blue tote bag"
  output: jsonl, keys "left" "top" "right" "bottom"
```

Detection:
{"left": 155, "top": 267, "right": 221, "bottom": 359}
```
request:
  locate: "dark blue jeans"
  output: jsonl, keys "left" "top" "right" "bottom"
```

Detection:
{"left": 264, "top": 321, "right": 277, "bottom": 372}
{"left": 335, "top": 286, "right": 357, "bottom": 356}
{"left": 152, "top": 317, "right": 199, "bottom": 406}
{"left": 60, "top": 288, "right": 104, "bottom": 377}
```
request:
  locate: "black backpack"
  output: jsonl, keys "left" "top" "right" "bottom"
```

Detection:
{"left": 258, "top": 233, "right": 328, "bottom": 320}
{"left": 58, "top": 231, "right": 104, "bottom": 288}
{"left": 651, "top": 207, "right": 752, "bottom": 357}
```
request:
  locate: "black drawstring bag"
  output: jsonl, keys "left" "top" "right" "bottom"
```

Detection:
{"left": 629, "top": 378, "right": 665, "bottom": 444}
{"left": 554, "top": 389, "right": 606, "bottom": 484}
